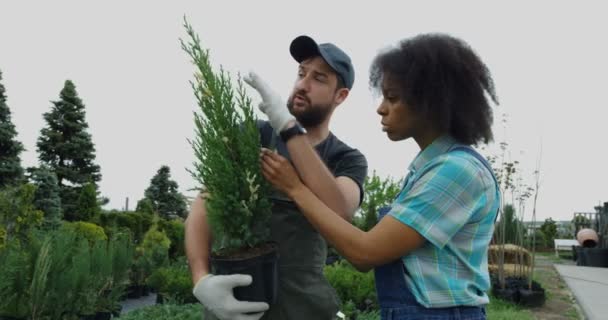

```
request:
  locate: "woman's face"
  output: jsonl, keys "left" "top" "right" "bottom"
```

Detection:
{"left": 376, "top": 77, "right": 423, "bottom": 142}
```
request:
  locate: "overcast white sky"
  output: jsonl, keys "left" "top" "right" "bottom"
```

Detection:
{"left": 1, "top": 1, "right": 606, "bottom": 221}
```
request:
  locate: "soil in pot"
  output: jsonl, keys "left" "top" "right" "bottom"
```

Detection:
{"left": 210, "top": 241, "right": 279, "bottom": 305}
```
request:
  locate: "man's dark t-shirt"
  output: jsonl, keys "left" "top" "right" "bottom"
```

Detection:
{"left": 257, "top": 120, "right": 368, "bottom": 204}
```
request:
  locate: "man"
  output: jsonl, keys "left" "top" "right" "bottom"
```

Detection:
{"left": 185, "top": 35, "right": 368, "bottom": 320}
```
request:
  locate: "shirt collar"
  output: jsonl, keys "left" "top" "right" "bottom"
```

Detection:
{"left": 408, "top": 135, "right": 458, "bottom": 173}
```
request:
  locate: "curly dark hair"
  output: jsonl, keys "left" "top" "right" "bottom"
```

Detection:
{"left": 369, "top": 33, "right": 498, "bottom": 146}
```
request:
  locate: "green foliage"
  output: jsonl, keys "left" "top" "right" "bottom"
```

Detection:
{"left": 0, "top": 235, "right": 35, "bottom": 318}
{"left": 0, "top": 183, "right": 44, "bottom": 244}
{"left": 356, "top": 170, "right": 403, "bottom": 231}
{"left": 96, "top": 210, "right": 155, "bottom": 244}
{"left": 324, "top": 260, "right": 377, "bottom": 311}
{"left": 119, "top": 303, "right": 202, "bottom": 320}
{"left": 0, "top": 227, "right": 134, "bottom": 319}
{"left": 0, "top": 226, "right": 5, "bottom": 250}
{"left": 136, "top": 198, "right": 156, "bottom": 215}
{"left": 539, "top": 218, "right": 558, "bottom": 248}
{"left": 76, "top": 182, "right": 102, "bottom": 221}
{"left": 131, "top": 227, "right": 171, "bottom": 287}
{"left": 28, "top": 166, "right": 63, "bottom": 229}
{"left": 36, "top": 80, "right": 102, "bottom": 221}
{"left": 486, "top": 294, "right": 534, "bottom": 320}
{"left": 157, "top": 217, "right": 186, "bottom": 260}
{"left": 141, "top": 165, "right": 187, "bottom": 219}
{"left": 497, "top": 204, "right": 525, "bottom": 245}
{"left": 0, "top": 70, "right": 25, "bottom": 187}
{"left": 147, "top": 257, "right": 197, "bottom": 304}
{"left": 61, "top": 221, "right": 108, "bottom": 244}
{"left": 181, "top": 18, "right": 272, "bottom": 255}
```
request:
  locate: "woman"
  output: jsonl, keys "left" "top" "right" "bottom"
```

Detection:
{"left": 259, "top": 33, "right": 500, "bottom": 320}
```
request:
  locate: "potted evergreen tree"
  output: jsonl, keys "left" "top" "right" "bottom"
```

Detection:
{"left": 180, "top": 17, "right": 278, "bottom": 304}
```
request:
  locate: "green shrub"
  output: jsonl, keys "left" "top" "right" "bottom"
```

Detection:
{"left": 0, "top": 227, "right": 134, "bottom": 319}
{"left": 157, "top": 218, "right": 185, "bottom": 260}
{"left": 120, "top": 303, "right": 202, "bottom": 320}
{"left": 147, "top": 257, "right": 197, "bottom": 304}
{"left": 0, "top": 184, "right": 44, "bottom": 244}
{"left": 61, "top": 221, "right": 108, "bottom": 244}
{"left": 0, "top": 226, "right": 6, "bottom": 250}
{"left": 181, "top": 18, "right": 273, "bottom": 255}
{"left": 96, "top": 210, "right": 155, "bottom": 244}
{"left": 131, "top": 227, "right": 171, "bottom": 287}
{"left": 324, "top": 260, "right": 378, "bottom": 311}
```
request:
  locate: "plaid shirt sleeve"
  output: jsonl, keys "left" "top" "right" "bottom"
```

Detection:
{"left": 388, "top": 153, "right": 489, "bottom": 249}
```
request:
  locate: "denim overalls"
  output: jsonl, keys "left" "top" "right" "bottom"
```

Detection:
{"left": 374, "top": 145, "right": 497, "bottom": 320}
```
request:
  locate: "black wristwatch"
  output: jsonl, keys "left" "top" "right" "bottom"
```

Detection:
{"left": 280, "top": 122, "right": 307, "bottom": 142}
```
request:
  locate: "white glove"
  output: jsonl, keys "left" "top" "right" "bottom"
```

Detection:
{"left": 193, "top": 273, "right": 269, "bottom": 320}
{"left": 244, "top": 71, "right": 295, "bottom": 132}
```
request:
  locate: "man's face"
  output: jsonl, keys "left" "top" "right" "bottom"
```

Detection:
{"left": 287, "top": 56, "right": 345, "bottom": 127}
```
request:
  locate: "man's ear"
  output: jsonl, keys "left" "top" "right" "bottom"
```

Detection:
{"left": 334, "top": 88, "right": 349, "bottom": 106}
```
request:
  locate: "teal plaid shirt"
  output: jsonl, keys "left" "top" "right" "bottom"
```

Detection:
{"left": 387, "top": 135, "right": 500, "bottom": 308}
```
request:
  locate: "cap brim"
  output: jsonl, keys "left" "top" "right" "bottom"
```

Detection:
{"left": 290, "top": 35, "right": 320, "bottom": 63}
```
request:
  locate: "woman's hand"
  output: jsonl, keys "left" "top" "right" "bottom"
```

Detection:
{"left": 259, "top": 148, "right": 304, "bottom": 197}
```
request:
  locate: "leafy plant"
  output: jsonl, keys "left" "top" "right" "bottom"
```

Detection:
{"left": 324, "top": 260, "right": 378, "bottom": 311}
{"left": 147, "top": 257, "right": 197, "bottom": 304}
{"left": 0, "top": 183, "right": 44, "bottom": 245}
{"left": 119, "top": 303, "right": 202, "bottom": 320}
{"left": 356, "top": 170, "right": 403, "bottom": 231}
{"left": 180, "top": 17, "right": 272, "bottom": 256}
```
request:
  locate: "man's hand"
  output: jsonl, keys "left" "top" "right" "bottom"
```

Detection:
{"left": 244, "top": 71, "right": 295, "bottom": 132}
{"left": 260, "top": 148, "right": 305, "bottom": 197}
{"left": 193, "top": 273, "right": 269, "bottom": 320}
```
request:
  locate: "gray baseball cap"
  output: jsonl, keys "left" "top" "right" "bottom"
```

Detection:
{"left": 289, "top": 35, "right": 355, "bottom": 89}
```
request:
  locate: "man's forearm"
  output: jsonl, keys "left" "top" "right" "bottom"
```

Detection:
{"left": 185, "top": 194, "right": 212, "bottom": 285}
{"left": 285, "top": 135, "right": 350, "bottom": 219}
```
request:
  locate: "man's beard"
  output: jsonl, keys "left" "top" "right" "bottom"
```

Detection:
{"left": 287, "top": 94, "right": 333, "bottom": 128}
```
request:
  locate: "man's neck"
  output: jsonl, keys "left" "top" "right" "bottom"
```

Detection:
{"left": 304, "top": 124, "right": 330, "bottom": 146}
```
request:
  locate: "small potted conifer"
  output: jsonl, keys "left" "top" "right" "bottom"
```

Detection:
{"left": 180, "top": 17, "right": 278, "bottom": 304}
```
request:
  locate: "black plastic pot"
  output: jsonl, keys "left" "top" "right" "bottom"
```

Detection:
{"left": 0, "top": 316, "right": 26, "bottom": 320}
{"left": 142, "top": 285, "right": 150, "bottom": 296}
{"left": 79, "top": 314, "right": 96, "bottom": 320}
{"left": 211, "top": 242, "right": 279, "bottom": 305}
{"left": 156, "top": 293, "right": 165, "bottom": 304}
{"left": 491, "top": 277, "right": 532, "bottom": 304}
{"left": 111, "top": 305, "right": 122, "bottom": 318}
{"left": 519, "top": 281, "right": 546, "bottom": 308}
{"left": 576, "top": 248, "right": 608, "bottom": 267}
{"left": 94, "top": 312, "right": 112, "bottom": 320}
{"left": 492, "top": 286, "right": 519, "bottom": 303}
{"left": 126, "top": 285, "right": 143, "bottom": 299}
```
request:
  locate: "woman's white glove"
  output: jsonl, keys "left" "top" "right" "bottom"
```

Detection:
{"left": 192, "top": 273, "right": 269, "bottom": 320}
{"left": 244, "top": 71, "right": 295, "bottom": 132}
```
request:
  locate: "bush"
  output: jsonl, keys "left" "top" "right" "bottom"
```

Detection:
{"left": 131, "top": 227, "right": 171, "bottom": 288}
{"left": 157, "top": 218, "right": 185, "bottom": 260}
{"left": 61, "top": 220, "right": 108, "bottom": 244}
{"left": 0, "top": 227, "right": 134, "bottom": 319}
{"left": 95, "top": 210, "right": 155, "bottom": 245}
{"left": 119, "top": 303, "right": 202, "bottom": 320}
{"left": 0, "top": 183, "right": 44, "bottom": 244}
{"left": 324, "top": 260, "right": 378, "bottom": 311}
{"left": 147, "top": 257, "right": 197, "bottom": 304}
